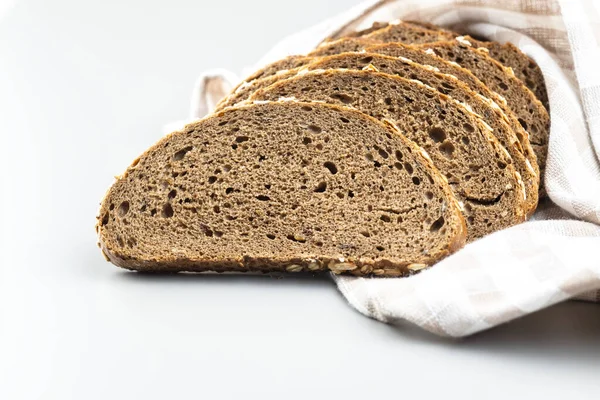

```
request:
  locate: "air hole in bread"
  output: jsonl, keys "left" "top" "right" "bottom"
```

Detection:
{"left": 395, "top": 150, "right": 403, "bottom": 161}
{"left": 301, "top": 105, "right": 312, "bottom": 111}
{"left": 378, "top": 148, "right": 389, "bottom": 159}
{"left": 225, "top": 187, "right": 234, "bottom": 194}
{"left": 161, "top": 203, "right": 174, "bottom": 218}
{"left": 430, "top": 216, "right": 445, "bottom": 232}
{"left": 316, "top": 143, "right": 323, "bottom": 150}
{"left": 173, "top": 146, "right": 193, "bottom": 161}
{"left": 101, "top": 212, "right": 109, "bottom": 226}
{"left": 360, "top": 56, "right": 374, "bottom": 64}
{"left": 376, "top": 246, "right": 385, "bottom": 252}
{"left": 439, "top": 141, "right": 455, "bottom": 158}
{"left": 117, "top": 236, "right": 124, "bottom": 247}
{"left": 498, "top": 82, "right": 509, "bottom": 91}
{"left": 412, "top": 176, "right": 421, "bottom": 185}
{"left": 384, "top": 97, "right": 392, "bottom": 106}
{"left": 213, "top": 206, "right": 220, "bottom": 214}
{"left": 462, "top": 122, "right": 475, "bottom": 133}
{"left": 498, "top": 161, "right": 507, "bottom": 169}
{"left": 256, "top": 195, "right": 270, "bottom": 201}
{"left": 331, "top": 93, "right": 353, "bottom": 104}
{"left": 118, "top": 201, "right": 130, "bottom": 217}
{"left": 404, "top": 162, "right": 414, "bottom": 174}
{"left": 314, "top": 182, "right": 327, "bottom": 193}
{"left": 231, "top": 144, "right": 238, "bottom": 150}
{"left": 336, "top": 192, "right": 344, "bottom": 199}
{"left": 348, "top": 190, "right": 355, "bottom": 198}
{"left": 394, "top": 162, "right": 403, "bottom": 170}
{"left": 429, "top": 127, "right": 446, "bottom": 143}
{"left": 324, "top": 162, "right": 338, "bottom": 174}
{"left": 287, "top": 234, "right": 306, "bottom": 243}
{"left": 168, "top": 190, "right": 177, "bottom": 199}
{"left": 380, "top": 215, "right": 391, "bottom": 223}
{"left": 109, "top": 203, "right": 115, "bottom": 211}
{"left": 266, "top": 234, "right": 276, "bottom": 240}
{"left": 360, "top": 231, "right": 370, "bottom": 237}
{"left": 308, "top": 125, "right": 322, "bottom": 134}
{"left": 208, "top": 176, "right": 217, "bottom": 184}
{"left": 340, "top": 117, "right": 350, "bottom": 123}
{"left": 235, "top": 136, "right": 249, "bottom": 143}
{"left": 425, "top": 191, "right": 434, "bottom": 200}
{"left": 302, "top": 137, "right": 312, "bottom": 145}
{"left": 201, "top": 224, "right": 213, "bottom": 237}
{"left": 461, "top": 136, "right": 470, "bottom": 146}
{"left": 214, "top": 231, "right": 223, "bottom": 238}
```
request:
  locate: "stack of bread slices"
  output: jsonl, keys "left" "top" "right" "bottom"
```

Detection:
{"left": 97, "top": 21, "right": 548, "bottom": 277}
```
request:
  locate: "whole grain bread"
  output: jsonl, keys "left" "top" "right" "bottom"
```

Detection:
{"left": 215, "top": 56, "right": 312, "bottom": 111}
{"left": 249, "top": 70, "right": 528, "bottom": 240}
{"left": 97, "top": 101, "right": 467, "bottom": 275}
{"left": 364, "top": 42, "right": 538, "bottom": 173}
{"left": 414, "top": 40, "right": 550, "bottom": 180}
{"left": 302, "top": 53, "right": 539, "bottom": 216}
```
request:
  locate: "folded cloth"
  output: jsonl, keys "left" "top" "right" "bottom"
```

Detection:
{"left": 187, "top": 0, "right": 600, "bottom": 337}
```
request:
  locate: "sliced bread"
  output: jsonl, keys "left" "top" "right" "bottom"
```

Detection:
{"left": 364, "top": 43, "right": 537, "bottom": 169}
{"left": 303, "top": 53, "right": 538, "bottom": 216}
{"left": 97, "top": 101, "right": 467, "bottom": 275}
{"left": 414, "top": 40, "right": 550, "bottom": 178}
{"left": 249, "top": 70, "right": 528, "bottom": 240}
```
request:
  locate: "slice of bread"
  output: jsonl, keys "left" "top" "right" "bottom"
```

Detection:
{"left": 364, "top": 43, "right": 538, "bottom": 176}
{"left": 303, "top": 52, "right": 538, "bottom": 216}
{"left": 463, "top": 36, "right": 549, "bottom": 110}
{"left": 97, "top": 101, "right": 467, "bottom": 275}
{"left": 215, "top": 56, "right": 312, "bottom": 111}
{"left": 414, "top": 40, "right": 550, "bottom": 179}
{"left": 362, "top": 21, "right": 455, "bottom": 44}
{"left": 249, "top": 70, "right": 528, "bottom": 240}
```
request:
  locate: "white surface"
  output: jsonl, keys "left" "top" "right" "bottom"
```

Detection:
{"left": 0, "top": 1, "right": 599, "bottom": 399}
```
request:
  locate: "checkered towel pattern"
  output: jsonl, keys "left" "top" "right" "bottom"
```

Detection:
{"left": 188, "top": 0, "right": 600, "bottom": 336}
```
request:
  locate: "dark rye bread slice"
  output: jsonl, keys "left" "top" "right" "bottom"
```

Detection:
{"left": 302, "top": 53, "right": 538, "bottom": 216}
{"left": 249, "top": 70, "right": 528, "bottom": 240}
{"left": 462, "top": 36, "right": 549, "bottom": 110}
{"left": 362, "top": 21, "right": 455, "bottom": 44}
{"left": 215, "top": 56, "right": 312, "bottom": 111}
{"left": 308, "top": 38, "right": 375, "bottom": 57}
{"left": 97, "top": 101, "right": 467, "bottom": 276}
{"left": 414, "top": 40, "right": 550, "bottom": 176}
{"left": 364, "top": 43, "right": 537, "bottom": 169}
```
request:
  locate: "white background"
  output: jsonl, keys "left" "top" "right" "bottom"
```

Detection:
{"left": 0, "top": 0, "right": 599, "bottom": 399}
